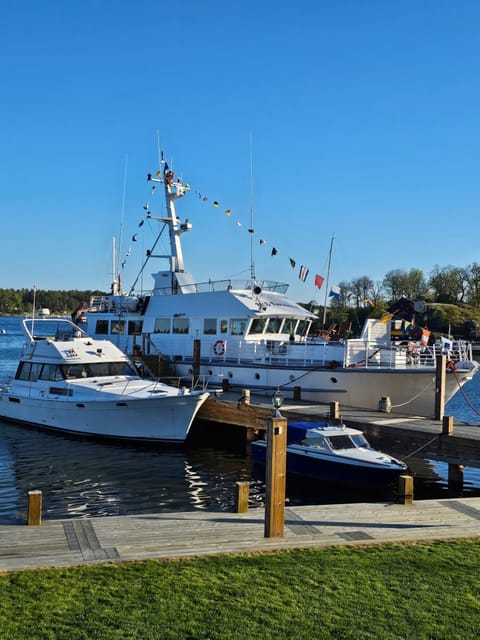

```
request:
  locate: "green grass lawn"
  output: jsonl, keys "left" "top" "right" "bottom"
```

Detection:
{"left": 1, "top": 539, "right": 479, "bottom": 639}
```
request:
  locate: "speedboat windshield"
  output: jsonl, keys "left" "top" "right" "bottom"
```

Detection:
{"left": 351, "top": 434, "right": 372, "bottom": 449}
{"left": 325, "top": 435, "right": 356, "bottom": 450}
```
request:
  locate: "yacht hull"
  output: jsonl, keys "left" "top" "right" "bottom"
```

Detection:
{"left": 0, "top": 392, "right": 209, "bottom": 442}
{"left": 174, "top": 362, "right": 477, "bottom": 418}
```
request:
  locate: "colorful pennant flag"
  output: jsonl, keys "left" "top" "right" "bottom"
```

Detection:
{"left": 315, "top": 274, "right": 324, "bottom": 289}
{"left": 271, "top": 247, "right": 279, "bottom": 256}
{"left": 298, "top": 265, "right": 309, "bottom": 282}
{"left": 289, "top": 258, "right": 296, "bottom": 269}
{"left": 329, "top": 285, "right": 341, "bottom": 299}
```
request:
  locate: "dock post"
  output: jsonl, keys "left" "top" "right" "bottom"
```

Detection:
{"left": 241, "top": 389, "right": 251, "bottom": 405}
{"left": 442, "top": 415, "right": 454, "bottom": 436}
{"left": 434, "top": 355, "right": 447, "bottom": 421}
{"left": 235, "top": 481, "right": 249, "bottom": 513}
{"left": 396, "top": 475, "right": 414, "bottom": 505}
{"left": 264, "top": 414, "right": 287, "bottom": 538}
{"left": 27, "top": 490, "right": 42, "bottom": 526}
{"left": 448, "top": 464, "right": 464, "bottom": 493}
{"left": 330, "top": 401, "right": 340, "bottom": 420}
{"left": 192, "top": 339, "right": 201, "bottom": 387}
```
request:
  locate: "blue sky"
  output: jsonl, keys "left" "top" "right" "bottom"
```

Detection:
{"left": 1, "top": 0, "right": 480, "bottom": 303}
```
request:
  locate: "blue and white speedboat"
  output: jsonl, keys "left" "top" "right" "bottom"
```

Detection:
{"left": 251, "top": 420, "right": 408, "bottom": 487}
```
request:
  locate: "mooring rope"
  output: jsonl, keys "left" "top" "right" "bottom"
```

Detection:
{"left": 402, "top": 434, "right": 441, "bottom": 461}
{"left": 390, "top": 377, "right": 436, "bottom": 409}
{"left": 452, "top": 367, "right": 480, "bottom": 417}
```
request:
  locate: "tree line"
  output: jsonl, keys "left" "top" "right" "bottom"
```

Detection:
{"left": 305, "top": 263, "right": 480, "bottom": 338}
{"left": 0, "top": 288, "right": 105, "bottom": 316}
{"left": 330, "top": 263, "right": 480, "bottom": 308}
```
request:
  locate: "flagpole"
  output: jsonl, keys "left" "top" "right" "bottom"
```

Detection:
{"left": 322, "top": 236, "right": 334, "bottom": 328}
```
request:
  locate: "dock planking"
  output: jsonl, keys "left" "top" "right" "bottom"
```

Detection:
{"left": 1, "top": 498, "right": 480, "bottom": 572}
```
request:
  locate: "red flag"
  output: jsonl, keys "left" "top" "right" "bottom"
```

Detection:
{"left": 314, "top": 274, "right": 324, "bottom": 289}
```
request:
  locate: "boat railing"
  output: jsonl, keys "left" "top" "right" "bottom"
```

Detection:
{"left": 344, "top": 338, "right": 436, "bottom": 368}
{"left": 145, "top": 279, "right": 290, "bottom": 296}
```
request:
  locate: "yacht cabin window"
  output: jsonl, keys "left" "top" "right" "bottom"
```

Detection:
{"left": 154, "top": 318, "right": 170, "bottom": 334}
{"left": 220, "top": 320, "right": 228, "bottom": 334}
{"left": 95, "top": 320, "right": 109, "bottom": 335}
{"left": 248, "top": 318, "right": 266, "bottom": 335}
{"left": 128, "top": 320, "right": 143, "bottom": 335}
{"left": 111, "top": 320, "right": 125, "bottom": 335}
{"left": 172, "top": 318, "right": 189, "bottom": 334}
{"left": 203, "top": 318, "right": 217, "bottom": 335}
{"left": 230, "top": 318, "right": 248, "bottom": 336}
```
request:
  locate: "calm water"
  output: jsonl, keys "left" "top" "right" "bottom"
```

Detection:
{"left": 1, "top": 315, "right": 480, "bottom": 524}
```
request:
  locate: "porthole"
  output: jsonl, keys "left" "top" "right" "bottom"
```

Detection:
{"left": 330, "top": 377, "right": 338, "bottom": 384}
{"left": 254, "top": 373, "right": 260, "bottom": 380}
{"left": 228, "top": 371, "right": 233, "bottom": 378}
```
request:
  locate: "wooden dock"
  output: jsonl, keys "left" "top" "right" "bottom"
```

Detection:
{"left": 197, "top": 391, "right": 480, "bottom": 465}
{"left": 2, "top": 498, "right": 480, "bottom": 572}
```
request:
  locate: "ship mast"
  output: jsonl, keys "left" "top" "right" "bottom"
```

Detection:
{"left": 128, "top": 155, "right": 191, "bottom": 295}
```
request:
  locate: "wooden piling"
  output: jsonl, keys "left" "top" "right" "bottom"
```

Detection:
{"left": 442, "top": 415, "right": 454, "bottom": 436}
{"left": 396, "top": 475, "right": 414, "bottom": 505}
{"left": 27, "top": 490, "right": 42, "bottom": 526}
{"left": 448, "top": 464, "right": 464, "bottom": 491}
{"left": 434, "top": 354, "right": 447, "bottom": 421}
{"left": 192, "top": 339, "right": 201, "bottom": 386}
{"left": 241, "top": 389, "right": 251, "bottom": 405}
{"left": 330, "top": 401, "right": 340, "bottom": 420}
{"left": 264, "top": 415, "right": 287, "bottom": 538}
{"left": 235, "top": 481, "right": 249, "bottom": 513}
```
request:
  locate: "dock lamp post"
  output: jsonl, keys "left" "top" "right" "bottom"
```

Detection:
{"left": 264, "top": 388, "right": 287, "bottom": 538}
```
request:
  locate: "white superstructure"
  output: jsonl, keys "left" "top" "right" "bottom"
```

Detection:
{"left": 82, "top": 155, "right": 479, "bottom": 418}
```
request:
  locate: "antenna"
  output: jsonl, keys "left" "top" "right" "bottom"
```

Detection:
{"left": 249, "top": 130, "right": 255, "bottom": 281}
{"left": 117, "top": 155, "right": 128, "bottom": 280}
{"left": 322, "top": 236, "right": 334, "bottom": 328}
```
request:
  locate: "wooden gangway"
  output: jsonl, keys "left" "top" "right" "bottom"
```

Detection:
{"left": 2, "top": 498, "right": 480, "bottom": 572}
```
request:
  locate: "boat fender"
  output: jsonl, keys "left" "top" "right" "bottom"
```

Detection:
{"left": 329, "top": 360, "right": 340, "bottom": 368}
{"left": 213, "top": 340, "right": 226, "bottom": 356}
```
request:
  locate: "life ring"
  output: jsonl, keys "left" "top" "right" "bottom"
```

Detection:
{"left": 213, "top": 340, "right": 226, "bottom": 356}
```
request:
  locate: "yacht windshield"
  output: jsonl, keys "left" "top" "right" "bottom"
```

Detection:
{"left": 62, "top": 362, "right": 135, "bottom": 379}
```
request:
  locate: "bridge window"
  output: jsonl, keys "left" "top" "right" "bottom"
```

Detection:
{"left": 203, "top": 318, "right": 217, "bottom": 335}
{"left": 230, "top": 318, "right": 247, "bottom": 336}
{"left": 248, "top": 318, "right": 266, "bottom": 335}
{"left": 265, "top": 317, "right": 283, "bottom": 333}
{"left": 154, "top": 318, "right": 170, "bottom": 334}
{"left": 173, "top": 317, "right": 189, "bottom": 334}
